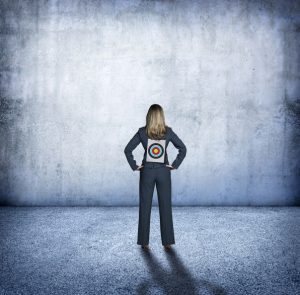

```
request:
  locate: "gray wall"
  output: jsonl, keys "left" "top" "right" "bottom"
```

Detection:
{"left": 0, "top": 0, "right": 299, "bottom": 206}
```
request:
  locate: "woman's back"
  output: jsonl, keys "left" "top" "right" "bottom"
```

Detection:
{"left": 124, "top": 125, "right": 187, "bottom": 170}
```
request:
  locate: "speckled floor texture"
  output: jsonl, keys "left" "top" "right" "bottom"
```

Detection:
{"left": 0, "top": 207, "right": 299, "bottom": 295}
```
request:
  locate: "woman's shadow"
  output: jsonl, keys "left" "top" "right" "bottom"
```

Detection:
{"left": 136, "top": 247, "right": 226, "bottom": 295}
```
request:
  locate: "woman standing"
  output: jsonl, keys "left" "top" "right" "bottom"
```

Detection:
{"left": 124, "top": 104, "right": 187, "bottom": 251}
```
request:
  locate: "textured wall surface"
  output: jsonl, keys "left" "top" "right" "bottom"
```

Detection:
{"left": 0, "top": 0, "right": 299, "bottom": 206}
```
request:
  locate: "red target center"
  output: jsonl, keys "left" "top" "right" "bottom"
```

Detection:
{"left": 153, "top": 148, "right": 159, "bottom": 154}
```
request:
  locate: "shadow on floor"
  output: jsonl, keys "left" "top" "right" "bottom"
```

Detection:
{"left": 137, "top": 247, "right": 226, "bottom": 295}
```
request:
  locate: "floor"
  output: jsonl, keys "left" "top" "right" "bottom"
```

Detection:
{"left": 0, "top": 207, "right": 299, "bottom": 295}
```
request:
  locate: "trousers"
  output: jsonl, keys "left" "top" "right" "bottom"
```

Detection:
{"left": 137, "top": 165, "right": 175, "bottom": 246}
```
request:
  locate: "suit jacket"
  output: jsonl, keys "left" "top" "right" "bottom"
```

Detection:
{"left": 124, "top": 126, "right": 187, "bottom": 171}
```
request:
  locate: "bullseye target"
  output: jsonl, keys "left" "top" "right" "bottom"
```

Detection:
{"left": 148, "top": 143, "right": 164, "bottom": 159}
{"left": 146, "top": 139, "right": 166, "bottom": 163}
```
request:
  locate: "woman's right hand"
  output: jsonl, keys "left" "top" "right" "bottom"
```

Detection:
{"left": 136, "top": 165, "right": 144, "bottom": 171}
{"left": 166, "top": 164, "right": 175, "bottom": 170}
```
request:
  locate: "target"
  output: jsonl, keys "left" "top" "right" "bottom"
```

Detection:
{"left": 148, "top": 143, "right": 164, "bottom": 159}
{"left": 146, "top": 139, "right": 166, "bottom": 163}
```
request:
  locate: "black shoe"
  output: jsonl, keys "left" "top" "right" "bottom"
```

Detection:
{"left": 164, "top": 244, "right": 172, "bottom": 251}
{"left": 141, "top": 244, "right": 150, "bottom": 251}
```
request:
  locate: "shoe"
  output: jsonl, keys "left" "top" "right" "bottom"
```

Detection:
{"left": 141, "top": 244, "right": 150, "bottom": 250}
{"left": 164, "top": 244, "right": 172, "bottom": 251}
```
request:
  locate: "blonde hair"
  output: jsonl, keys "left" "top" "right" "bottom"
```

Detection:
{"left": 145, "top": 104, "right": 168, "bottom": 139}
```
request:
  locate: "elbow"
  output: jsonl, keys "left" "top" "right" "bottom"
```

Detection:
{"left": 124, "top": 144, "right": 130, "bottom": 154}
{"left": 124, "top": 147, "right": 129, "bottom": 156}
{"left": 182, "top": 144, "right": 187, "bottom": 156}
{"left": 180, "top": 145, "right": 187, "bottom": 159}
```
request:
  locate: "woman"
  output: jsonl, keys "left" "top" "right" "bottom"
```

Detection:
{"left": 124, "top": 104, "right": 187, "bottom": 251}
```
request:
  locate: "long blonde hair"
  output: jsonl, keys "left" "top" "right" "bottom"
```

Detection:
{"left": 145, "top": 104, "right": 168, "bottom": 139}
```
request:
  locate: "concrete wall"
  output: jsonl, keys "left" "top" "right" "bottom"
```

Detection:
{"left": 0, "top": 0, "right": 299, "bottom": 206}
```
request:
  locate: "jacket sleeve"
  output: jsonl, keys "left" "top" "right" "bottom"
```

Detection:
{"left": 124, "top": 129, "right": 141, "bottom": 171}
{"left": 169, "top": 128, "right": 187, "bottom": 169}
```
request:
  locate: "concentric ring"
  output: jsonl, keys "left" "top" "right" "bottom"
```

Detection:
{"left": 148, "top": 143, "right": 164, "bottom": 159}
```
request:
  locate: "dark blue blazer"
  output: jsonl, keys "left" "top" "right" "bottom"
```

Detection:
{"left": 124, "top": 126, "right": 187, "bottom": 171}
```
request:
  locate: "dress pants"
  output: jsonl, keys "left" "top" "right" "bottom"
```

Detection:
{"left": 137, "top": 165, "right": 175, "bottom": 246}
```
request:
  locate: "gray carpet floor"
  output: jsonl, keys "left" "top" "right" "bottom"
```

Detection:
{"left": 0, "top": 207, "right": 299, "bottom": 295}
